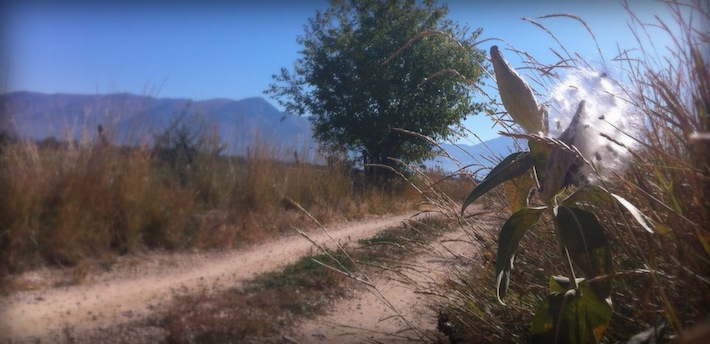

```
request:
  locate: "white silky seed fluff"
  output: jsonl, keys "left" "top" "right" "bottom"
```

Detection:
{"left": 547, "top": 69, "right": 641, "bottom": 183}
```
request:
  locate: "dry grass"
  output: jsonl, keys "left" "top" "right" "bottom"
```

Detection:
{"left": 0, "top": 127, "right": 415, "bottom": 285}
{"left": 424, "top": 1, "right": 709, "bottom": 343}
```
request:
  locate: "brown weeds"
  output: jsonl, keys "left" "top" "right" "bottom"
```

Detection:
{"left": 0, "top": 126, "right": 414, "bottom": 284}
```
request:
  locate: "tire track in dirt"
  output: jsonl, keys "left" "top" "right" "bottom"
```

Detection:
{"left": 0, "top": 213, "right": 419, "bottom": 343}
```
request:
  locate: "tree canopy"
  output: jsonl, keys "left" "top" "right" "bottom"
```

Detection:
{"left": 267, "top": 0, "right": 487, "bottom": 179}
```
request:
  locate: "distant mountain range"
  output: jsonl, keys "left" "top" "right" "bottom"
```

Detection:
{"left": 430, "top": 136, "right": 521, "bottom": 174}
{"left": 0, "top": 91, "right": 518, "bottom": 173}
{"left": 0, "top": 91, "right": 313, "bottom": 156}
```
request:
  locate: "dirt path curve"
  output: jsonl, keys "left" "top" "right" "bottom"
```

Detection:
{"left": 0, "top": 212, "right": 420, "bottom": 343}
{"left": 286, "top": 219, "right": 476, "bottom": 344}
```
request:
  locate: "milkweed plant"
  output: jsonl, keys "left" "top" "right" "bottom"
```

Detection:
{"left": 461, "top": 46, "right": 659, "bottom": 343}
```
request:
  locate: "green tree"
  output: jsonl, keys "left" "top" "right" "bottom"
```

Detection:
{"left": 267, "top": 0, "right": 487, "bottom": 180}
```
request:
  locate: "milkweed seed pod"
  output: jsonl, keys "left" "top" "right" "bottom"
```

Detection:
{"left": 539, "top": 100, "right": 588, "bottom": 203}
{"left": 490, "top": 45, "right": 548, "bottom": 134}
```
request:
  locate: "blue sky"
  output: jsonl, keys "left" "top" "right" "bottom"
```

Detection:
{"left": 1, "top": 0, "right": 678, "bottom": 141}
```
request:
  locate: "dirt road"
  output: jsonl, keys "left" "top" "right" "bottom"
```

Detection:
{"left": 0, "top": 213, "right": 420, "bottom": 343}
{"left": 287, "top": 217, "right": 476, "bottom": 343}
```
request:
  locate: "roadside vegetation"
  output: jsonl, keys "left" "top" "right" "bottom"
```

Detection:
{"left": 426, "top": 1, "right": 710, "bottom": 343}
{"left": 0, "top": 113, "right": 424, "bottom": 285}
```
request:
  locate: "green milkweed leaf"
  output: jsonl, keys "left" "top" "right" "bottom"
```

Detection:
{"left": 561, "top": 185, "right": 614, "bottom": 206}
{"left": 532, "top": 279, "right": 613, "bottom": 344}
{"left": 529, "top": 139, "right": 550, "bottom": 183}
{"left": 502, "top": 173, "right": 535, "bottom": 212}
{"left": 532, "top": 289, "right": 580, "bottom": 344}
{"left": 560, "top": 188, "right": 659, "bottom": 234}
{"left": 495, "top": 206, "right": 546, "bottom": 304}
{"left": 461, "top": 151, "right": 532, "bottom": 215}
{"left": 555, "top": 206, "right": 613, "bottom": 299}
